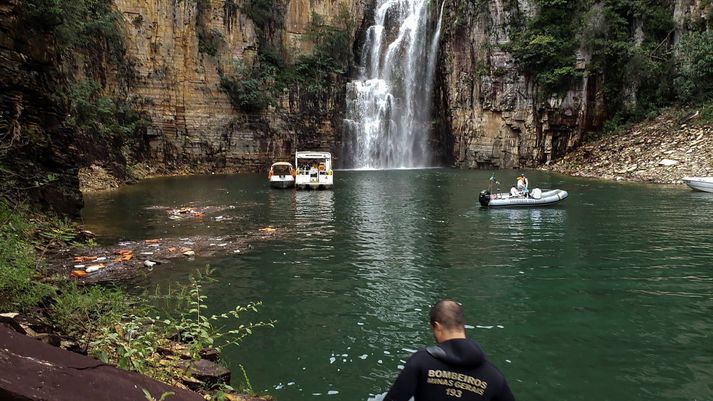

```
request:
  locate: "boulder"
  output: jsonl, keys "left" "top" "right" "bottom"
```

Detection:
{"left": 0, "top": 326, "right": 203, "bottom": 401}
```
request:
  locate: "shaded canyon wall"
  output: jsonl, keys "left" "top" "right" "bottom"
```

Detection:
{"left": 0, "top": 0, "right": 83, "bottom": 213}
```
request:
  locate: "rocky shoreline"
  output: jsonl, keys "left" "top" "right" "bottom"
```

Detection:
{"left": 78, "top": 163, "right": 260, "bottom": 193}
{"left": 544, "top": 112, "right": 712, "bottom": 184}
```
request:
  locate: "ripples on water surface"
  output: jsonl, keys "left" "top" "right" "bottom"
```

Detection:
{"left": 82, "top": 170, "right": 713, "bottom": 401}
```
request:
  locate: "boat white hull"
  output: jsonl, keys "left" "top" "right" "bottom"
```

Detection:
{"left": 269, "top": 177, "right": 295, "bottom": 189}
{"left": 683, "top": 177, "right": 713, "bottom": 193}
{"left": 296, "top": 183, "right": 333, "bottom": 190}
{"left": 479, "top": 189, "right": 568, "bottom": 208}
{"left": 295, "top": 175, "right": 333, "bottom": 190}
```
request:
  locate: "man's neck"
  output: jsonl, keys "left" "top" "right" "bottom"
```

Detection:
{"left": 437, "top": 331, "right": 466, "bottom": 343}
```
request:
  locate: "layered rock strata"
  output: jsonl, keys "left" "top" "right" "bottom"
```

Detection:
{"left": 114, "top": 0, "right": 365, "bottom": 171}
{"left": 440, "top": 0, "right": 600, "bottom": 169}
{"left": 439, "top": 0, "right": 709, "bottom": 169}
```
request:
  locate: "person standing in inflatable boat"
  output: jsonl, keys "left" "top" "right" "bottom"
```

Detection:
{"left": 383, "top": 299, "right": 516, "bottom": 401}
{"left": 509, "top": 174, "right": 529, "bottom": 197}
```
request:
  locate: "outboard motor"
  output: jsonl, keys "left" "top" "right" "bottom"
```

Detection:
{"left": 479, "top": 190, "right": 491, "bottom": 207}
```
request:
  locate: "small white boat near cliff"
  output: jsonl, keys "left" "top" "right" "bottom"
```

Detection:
{"left": 268, "top": 162, "right": 295, "bottom": 189}
{"left": 682, "top": 177, "right": 713, "bottom": 193}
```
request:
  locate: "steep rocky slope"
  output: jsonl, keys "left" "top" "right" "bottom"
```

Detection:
{"left": 545, "top": 111, "right": 713, "bottom": 183}
{"left": 439, "top": 0, "right": 710, "bottom": 169}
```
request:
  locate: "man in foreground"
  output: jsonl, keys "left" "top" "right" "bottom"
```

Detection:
{"left": 383, "top": 299, "right": 516, "bottom": 401}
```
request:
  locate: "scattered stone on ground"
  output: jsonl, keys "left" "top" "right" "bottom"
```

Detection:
{"left": 544, "top": 112, "right": 713, "bottom": 184}
{"left": 78, "top": 164, "right": 122, "bottom": 192}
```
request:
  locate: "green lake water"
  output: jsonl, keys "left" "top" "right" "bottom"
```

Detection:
{"left": 82, "top": 169, "right": 713, "bottom": 401}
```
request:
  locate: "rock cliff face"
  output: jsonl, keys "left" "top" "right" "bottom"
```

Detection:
{"left": 438, "top": 0, "right": 708, "bottom": 169}
{"left": 439, "top": 0, "right": 601, "bottom": 169}
{"left": 113, "top": 0, "right": 365, "bottom": 171}
{"left": 0, "top": 0, "right": 83, "bottom": 214}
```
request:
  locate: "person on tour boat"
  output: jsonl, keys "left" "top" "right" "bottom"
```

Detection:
{"left": 383, "top": 299, "right": 516, "bottom": 401}
{"left": 509, "top": 174, "right": 528, "bottom": 197}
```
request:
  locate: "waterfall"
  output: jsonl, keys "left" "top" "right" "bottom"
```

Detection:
{"left": 343, "top": 0, "right": 445, "bottom": 169}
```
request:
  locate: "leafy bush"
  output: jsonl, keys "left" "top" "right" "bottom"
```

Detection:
{"left": 241, "top": 0, "right": 286, "bottom": 36}
{"left": 67, "top": 80, "right": 149, "bottom": 138}
{"left": 84, "top": 269, "right": 274, "bottom": 385}
{"left": 507, "top": 0, "right": 580, "bottom": 94}
{"left": 220, "top": 58, "right": 278, "bottom": 112}
{"left": 674, "top": 31, "right": 713, "bottom": 104}
{"left": 20, "top": 0, "right": 124, "bottom": 60}
{"left": 196, "top": 0, "right": 224, "bottom": 57}
{"left": 198, "top": 28, "right": 224, "bottom": 57}
{"left": 0, "top": 202, "right": 54, "bottom": 312}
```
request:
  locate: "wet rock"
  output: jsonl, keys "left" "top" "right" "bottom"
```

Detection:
{"left": 199, "top": 347, "right": 219, "bottom": 362}
{"left": 0, "top": 313, "right": 23, "bottom": 333}
{"left": 185, "top": 359, "right": 231, "bottom": 386}
{"left": 0, "top": 326, "right": 203, "bottom": 401}
{"left": 32, "top": 332, "right": 62, "bottom": 347}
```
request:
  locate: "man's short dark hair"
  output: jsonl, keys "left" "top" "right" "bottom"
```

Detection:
{"left": 429, "top": 299, "right": 465, "bottom": 331}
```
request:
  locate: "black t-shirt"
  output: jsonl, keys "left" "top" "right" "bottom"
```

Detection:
{"left": 384, "top": 338, "right": 515, "bottom": 401}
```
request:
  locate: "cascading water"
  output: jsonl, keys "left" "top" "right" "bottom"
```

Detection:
{"left": 342, "top": 0, "right": 445, "bottom": 169}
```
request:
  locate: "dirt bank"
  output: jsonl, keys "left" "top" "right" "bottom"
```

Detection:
{"left": 544, "top": 111, "right": 713, "bottom": 184}
{"left": 79, "top": 163, "right": 263, "bottom": 193}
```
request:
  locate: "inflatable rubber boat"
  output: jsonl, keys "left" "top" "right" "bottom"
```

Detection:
{"left": 479, "top": 188, "right": 568, "bottom": 208}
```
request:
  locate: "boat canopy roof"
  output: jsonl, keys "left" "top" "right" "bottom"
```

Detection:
{"left": 270, "top": 162, "right": 293, "bottom": 167}
{"left": 296, "top": 151, "right": 331, "bottom": 159}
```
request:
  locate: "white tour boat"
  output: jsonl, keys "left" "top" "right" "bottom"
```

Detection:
{"left": 268, "top": 162, "right": 295, "bottom": 189}
{"left": 682, "top": 176, "right": 713, "bottom": 193}
{"left": 294, "top": 151, "right": 333, "bottom": 190}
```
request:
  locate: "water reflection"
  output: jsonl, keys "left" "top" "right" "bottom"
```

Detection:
{"left": 347, "top": 171, "right": 434, "bottom": 337}
{"left": 80, "top": 171, "right": 713, "bottom": 401}
{"left": 293, "top": 190, "right": 335, "bottom": 248}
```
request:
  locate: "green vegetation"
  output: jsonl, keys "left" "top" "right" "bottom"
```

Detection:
{"left": 506, "top": 0, "right": 585, "bottom": 94}
{"left": 240, "top": 0, "right": 286, "bottom": 43}
{"left": 196, "top": 0, "right": 224, "bottom": 56}
{"left": 674, "top": 31, "right": 713, "bottom": 104}
{"left": 67, "top": 80, "right": 149, "bottom": 139}
{"left": 0, "top": 202, "right": 54, "bottom": 311}
{"left": 0, "top": 200, "right": 273, "bottom": 392}
{"left": 198, "top": 28, "right": 225, "bottom": 57}
{"left": 20, "top": 0, "right": 125, "bottom": 61}
{"left": 18, "top": 0, "right": 148, "bottom": 142}
{"left": 221, "top": 5, "right": 354, "bottom": 113}
{"left": 220, "top": 59, "right": 278, "bottom": 112}
{"left": 503, "top": 0, "right": 712, "bottom": 129}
